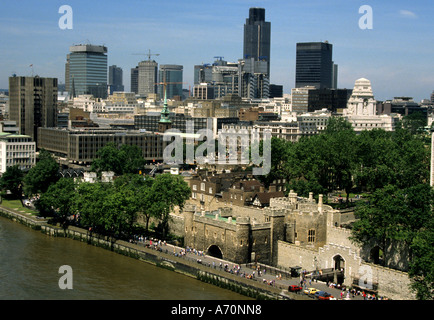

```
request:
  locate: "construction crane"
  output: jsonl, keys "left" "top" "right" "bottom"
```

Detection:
{"left": 132, "top": 49, "right": 160, "bottom": 61}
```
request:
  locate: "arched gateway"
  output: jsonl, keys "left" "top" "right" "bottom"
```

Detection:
{"left": 207, "top": 245, "right": 223, "bottom": 259}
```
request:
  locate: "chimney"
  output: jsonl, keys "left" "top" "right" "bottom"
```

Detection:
{"left": 309, "top": 192, "right": 313, "bottom": 202}
{"left": 318, "top": 194, "right": 323, "bottom": 213}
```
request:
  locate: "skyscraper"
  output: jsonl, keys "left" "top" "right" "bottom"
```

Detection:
{"left": 8, "top": 75, "right": 57, "bottom": 143}
{"left": 108, "top": 65, "right": 124, "bottom": 94}
{"left": 138, "top": 60, "right": 158, "bottom": 97}
{"left": 295, "top": 42, "right": 333, "bottom": 89}
{"left": 243, "top": 7, "right": 271, "bottom": 76}
{"left": 67, "top": 44, "right": 108, "bottom": 99}
{"left": 158, "top": 65, "right": 183, "bottom": 99}
{"left": 131, "top": 66, "right": 139, "bottom": 94}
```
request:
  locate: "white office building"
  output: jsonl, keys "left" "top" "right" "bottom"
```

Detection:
{"left": 0, "top": 133, "right": 36, "bottom": 174}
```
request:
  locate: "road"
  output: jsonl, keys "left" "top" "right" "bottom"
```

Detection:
{"left": 133, "top": 237, "right": 376, "bottom": 301}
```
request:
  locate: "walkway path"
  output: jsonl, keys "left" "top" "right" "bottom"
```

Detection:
{"left": 133, "top": 237, "right": 372, "bottom": 301}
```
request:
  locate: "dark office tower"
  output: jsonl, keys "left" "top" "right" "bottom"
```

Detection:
{"left": 295, "top": 42, "right": 333, "bottom": 89}
{"left": 65, "top": 54, "right": 70, "bottom": 94}
{"left": 68, "top": 44, "right": 108, "bottom": 99}
{"left": 269, "top": 84, "right": 283, "bottom": 98}
{"left": 108, "top": 65, "right": 124, "bottom": 94}
{"left": 243, "top": 7, "right": 271, "bottom": 76}
{"left": 8, "top": 76, "right": 57, "bottom": 144}
{"left": 131, "top": 66, "right": 139, "bottom": 94}
{"left": 158, "top": 65, "right": 183, "bottom": 99}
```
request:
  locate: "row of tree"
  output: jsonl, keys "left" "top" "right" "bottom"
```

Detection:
{"left": 258, "top": 117, "right": 430, "bottom": 200}
{"left": 256, "top": 116, "right": 432, "bottom": 300}
{"left": 0, "top": 144, "right": 191, "bottom": 243}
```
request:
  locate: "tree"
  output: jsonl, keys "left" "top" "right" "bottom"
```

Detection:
{"left": 90, "top": 142, "right": 123, "bottom": 175}
{"left": 255, "top": 137, "right": 291, "bottom": 188}
{"left": 409, "top": 217, "right": 434, "bottom": 300}
{"left": 23, "top": 150, "right": 60, "bottom": 197}
{"left": 0, "top": 165, "right": 24, "bottom": 198}
{"left": 146, "top": 174, "right": 191, "bottom": 238}
{"left": 91, "top": 143, "right": 146, "bottom": 176}
{"left": 351, "top": 183, "right": 434, "bottom": 299}
{"left": 36, "top": 178, "right": 77, "bottom": 228}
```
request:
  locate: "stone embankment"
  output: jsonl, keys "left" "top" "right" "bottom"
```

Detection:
{"left": 0, "top": 206, "right": 307, "bottom": 300}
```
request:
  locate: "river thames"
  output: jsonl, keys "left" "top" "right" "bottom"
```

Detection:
{"left": 0, "top": 217, "right": 250, "bottom": 300}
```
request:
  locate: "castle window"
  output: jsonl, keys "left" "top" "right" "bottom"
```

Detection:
{"left": 308, "top": 229, "right": 316, "bottom": 243}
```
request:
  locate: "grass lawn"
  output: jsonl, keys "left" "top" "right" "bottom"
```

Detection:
{"left": 0, "top": 199, "right": 39, "bottom": 215}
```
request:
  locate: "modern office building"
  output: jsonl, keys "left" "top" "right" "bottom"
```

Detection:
{"left": 194, "top": 64, "right": 213, "bottom": 85}
{"left": 243, "top": 7, "right": 271, "bottom": 76}
{"left": 108, "top": 65, "right": 124, "bottom": 94}
{"left": 295, "top": 42, "right": 334, "bottom": 89}
{"left": 0, "top": 132, "right": 36, "bottom": 174}
{"left": 269, "top": 84, "right": 283, "bottom": 98}
{"left": 158, "top": 65, "right": 183, "bottom": 99}
{"left": 130, "top": 66, "right": 139, "bottom": 94}
{"left": 67, "top": 44, "right": 108, "bottom": 99}
{"left": 37, "top": 127, "right": 166, "bottom": 164}
{"left": 8, "top": 75, "right": 57, "bottom": 143}
{"left": 138, "top": 60, "right": 158, "bottom": 97}
{"left": 238, "top": 58, "right": 269, "bottom": 99}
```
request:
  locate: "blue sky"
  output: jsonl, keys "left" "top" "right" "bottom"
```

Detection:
{"left": 0, "top": 0, "right": 433, "bottom": 101}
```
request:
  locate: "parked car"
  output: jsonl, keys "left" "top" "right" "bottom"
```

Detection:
{"left": 288, "top": 285, "right": 303, "bottom": 292}
{"left": 317, "top": 291, "right": 334, "bottom": 300}
{"left": 304, "top": 287, "right": 320, "bottom": 295}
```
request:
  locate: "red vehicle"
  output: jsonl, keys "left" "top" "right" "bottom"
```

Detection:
{"left": 288, "top": 285, "right": 303, "bottom": 292}
{"left": 317, "top": 292, "right": 334, "bottom": 300}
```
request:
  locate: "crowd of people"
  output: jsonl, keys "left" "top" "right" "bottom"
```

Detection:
{"left": 129, "top": 235, "right": 390, "bottom": 299}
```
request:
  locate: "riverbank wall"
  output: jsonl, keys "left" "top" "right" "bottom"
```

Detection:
{"left": 0, "top": 206, "right": 299, "bottom": 300}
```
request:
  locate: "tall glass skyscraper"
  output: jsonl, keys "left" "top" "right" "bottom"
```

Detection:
{"left": 67, "top": 44, "right": 108, "bottom": 98}
{"left": 243, "top": 7, "right": 271, "bottom": 76}
{"left": 295, "top": 42, "right": 334, "bottom": 89}
{"left": 158, "top": 65, "right": 183, "bottom": 99}
{"left": 108, "top": 65, "right": 124, "bottom": 94}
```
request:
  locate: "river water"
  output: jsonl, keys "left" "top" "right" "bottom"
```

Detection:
{"left": 0, "top": 217, "right": 250, "bottom": 300}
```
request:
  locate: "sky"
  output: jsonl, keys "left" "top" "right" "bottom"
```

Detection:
{"left": 0, "top": 0, "right": 433, "bottom": 102}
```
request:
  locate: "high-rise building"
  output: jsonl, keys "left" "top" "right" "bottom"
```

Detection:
{"left": 67, "top": 44, "right": 108, "bottom": 99}
{"left": 238, "top": 57, "right": 269, "bottom": 99}
{"left": 158, "top": 65, "right": 183, "bottom": 99}
{"left": 130, "top": 66, "right": 139, "bottom": 94}
{"left": 194, "top": 64, "right": 213, "bottom": 85}
{"left": 138, "top": 60, "right": 158, "bottom": 97}
{"left": 243, "top": 7, "right": 271, "bottom": 76}
{"left": 8, "top": 76, "right": 57, "bottom": 144}
{"left": 295, "top": 42, "right": 333, "bottom": 89}
{"left": 108, "top": 65, "right": 124, "bottom": 94}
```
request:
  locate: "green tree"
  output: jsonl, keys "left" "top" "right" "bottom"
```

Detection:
{"left": 90, "top": 142, "right": 123, "bottom": 175}
{"left": 91, "top": 143, "right": 146, "bottom": 176}
{"left": 147, "top": 174, "right": 191, "bottom": 238}
{"left": 351, "top": 183, "right": 434, "bottom": 299}
{"left": 23, "top": 150, "right": 60, "bottom": 197}
{"left": 0, "top": 165, "right": 24, "bottom": 199}
{"left": 409, "top": 218, "right": 434, "bottom": 300}
{"left": 36, "top": 178, "right": 77, "bottom": 228}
